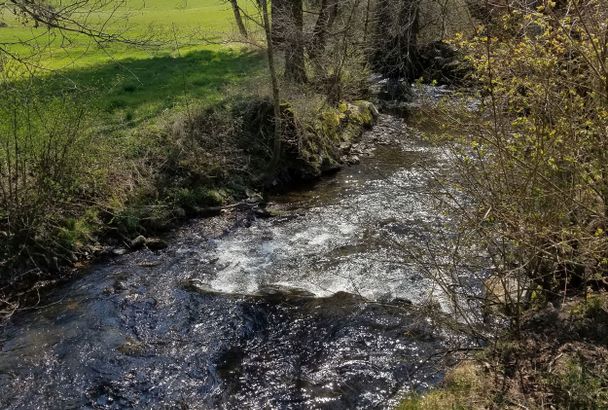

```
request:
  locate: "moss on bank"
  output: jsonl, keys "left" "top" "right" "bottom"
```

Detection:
{"left": 126, "top": 95, "right": 377, "bottom": 219}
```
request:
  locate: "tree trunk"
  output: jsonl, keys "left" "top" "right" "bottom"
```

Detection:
{"left": 372, "top": 0, "right": 421, "bottom": 80}
{"left": 276, "top": 0, "right": 306, "bottom": 83}
{"left": 229, "top": 0, "right": 248, "bottom": 38}
{"left": 309, "top": 0, "right": 339, "bottom": 59}
{"left": 260, "top": 0, "right": 282, "bottom": 167}
{"left": 363, "top": 0, "right": 372, "bottom": 42}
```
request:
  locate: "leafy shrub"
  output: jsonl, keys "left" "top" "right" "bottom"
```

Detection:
{"left": 0, "top": 79, "right": 107, "bottom": 282}
{"left": 441, "top": 0, "right": 608, "bottom": 304}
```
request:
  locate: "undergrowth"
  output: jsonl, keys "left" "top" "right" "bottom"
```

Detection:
{"left": 0, "top": 75, "right": 376, "bottom": 303}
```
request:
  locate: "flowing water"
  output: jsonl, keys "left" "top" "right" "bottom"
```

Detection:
{"left": 0, "top": 114, "right": 455, "bottom": 409}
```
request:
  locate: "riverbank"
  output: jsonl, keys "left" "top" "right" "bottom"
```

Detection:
{"left": 399, "top": 293, "right": 608, "bottom": 409}
{"left": 0, "top": 94, "right": 378, "bottom": 315}
{"left": 394, "top": 81, "right": 608, "bottom": 408}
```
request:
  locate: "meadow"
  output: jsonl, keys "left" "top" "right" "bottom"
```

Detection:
{"left": 0, "top": 0, "right": 264, "bottom": 129}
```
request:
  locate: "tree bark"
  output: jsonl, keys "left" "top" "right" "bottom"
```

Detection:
{"left": 260, "top": 0, "right": 282, "bottom": 167}
{"left": 309, "top": 0, "right": 339, "bottom": 59}
{"left": 229, "top": 0, "right": 248, "bottom": 38}
{"left": 275, "top": 0, "right": 306, "bottom": 83}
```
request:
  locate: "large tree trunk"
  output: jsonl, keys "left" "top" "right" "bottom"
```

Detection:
{"left": 260, "top": 0, "right": 282, "bottom": 167}
{"left": 309, "top": 0, "right": 339, "bottom": 60}
{"left": 229, "top": 0, "right": 248, "bottom": 38}
{"left": 273, "top": 0, "right": 306, "bottom": 83}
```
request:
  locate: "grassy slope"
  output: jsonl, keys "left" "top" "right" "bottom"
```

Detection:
{"left": 0, "top": 0, "right": 264, "bottom": 129}
{"left": 0, "top": 0, "right": 241, "bottom": 68}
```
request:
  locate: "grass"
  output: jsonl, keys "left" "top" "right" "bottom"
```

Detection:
{"left": 397, "top": 362, "right": 489, "bottom": 410}
{"left": 0, "top": 0, "right": 248, "bottom": 69}
{"left": 64, "top": 48, "right": 264, "bottom": 129}
{"left": 0, "top": 0, "right": 264, "bottom": 131}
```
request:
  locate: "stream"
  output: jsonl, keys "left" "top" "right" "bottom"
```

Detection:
{"left": 0, "top": 113, "right": 456, "bottom": 409}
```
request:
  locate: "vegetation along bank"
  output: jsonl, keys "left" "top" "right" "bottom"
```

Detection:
{"left": 1, "top": 0, "right": 608, "bottom": 408}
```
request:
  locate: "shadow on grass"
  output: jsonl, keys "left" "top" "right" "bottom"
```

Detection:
{"left": 38, "top": 48, "right": 266, "bottom": 123}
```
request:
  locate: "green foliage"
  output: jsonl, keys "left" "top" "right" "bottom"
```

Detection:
{"left": 568, "top": 293, "right": 608, "bottom": 320}
{"left": 443, "top": 0, "right": 608, "bottom": 299}
{"left": 547, "top": 355, "right": 608, "bottom": 409}
{"left": 1, "top": 0, "right": 265, "bottom": 140}
{"left": 170, "top": 187, "right": 228, "bottom": 211}
{"left": 0, "top": 79, "right": 108, "bottom": 278}
{"left": 413, "top": 4, "right": 608, "bottom": 406}
{"left": 57, "top": 209, "right": 100, "bottom": 250}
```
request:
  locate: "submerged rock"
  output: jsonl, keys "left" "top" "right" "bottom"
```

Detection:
{"left": 256, "top": 284, "right": 316, "bottom": 299}
{"left": 145, "top": 237, "right": 168, "bottom": 251}
{"left": 348, "top": 155, "right": 361, "bottom": 165}
{"left": 182, "top": 278, "right": 226, "bottom": 296}
{"left": 117, "top": 337, "right": 147, "bottom": 357}
{"left": 130, "top": 235, "right": 147, "bottom": 249}
{"left": 130, "top": 235, "right": 167, "bottom": 251}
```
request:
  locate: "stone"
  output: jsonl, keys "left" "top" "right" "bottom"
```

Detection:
{"left": 113, "top": 280, "right": 128, "bottom": 291}
{"left": 348, "top": 155, "right": 361, "bottom": 165}
{"left": 130, "top": 235, "right": 147, "bottom": 249}
{"left": 182, "top": 278, "right": 225, "bottom": 296}
{"left": 173, "top": 207, "right": 187, "bottom": 218}
{"left": 245, "top": 189, "right": 264, "bottom": 203}
{"left": 137, "top": 260, "right": 161, "bottom": 267}
{"left": 256, "top": 284, "right": 316, "bottom": 299}
{"left": 253, "top": 207, "right": 272, "bottom": 219}
{"left": 145, "top": 238, "right": 168, "bottom": 251}
{"left": 392, "top": 297, "right": 413, "bottom": 306}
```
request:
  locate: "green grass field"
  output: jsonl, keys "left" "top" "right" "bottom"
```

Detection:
{"left": 0, "top": 0, "right": 252, "bottom": 69}
{"left": 0, "top": 0, "right": 264, "bottom": 129}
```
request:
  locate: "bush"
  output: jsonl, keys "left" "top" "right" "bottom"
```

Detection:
{"left": 0, "top": 79, "right": 108, "bottom": 282}
{"left": 438, "top": 0, "right": 608, "bottom": 307}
